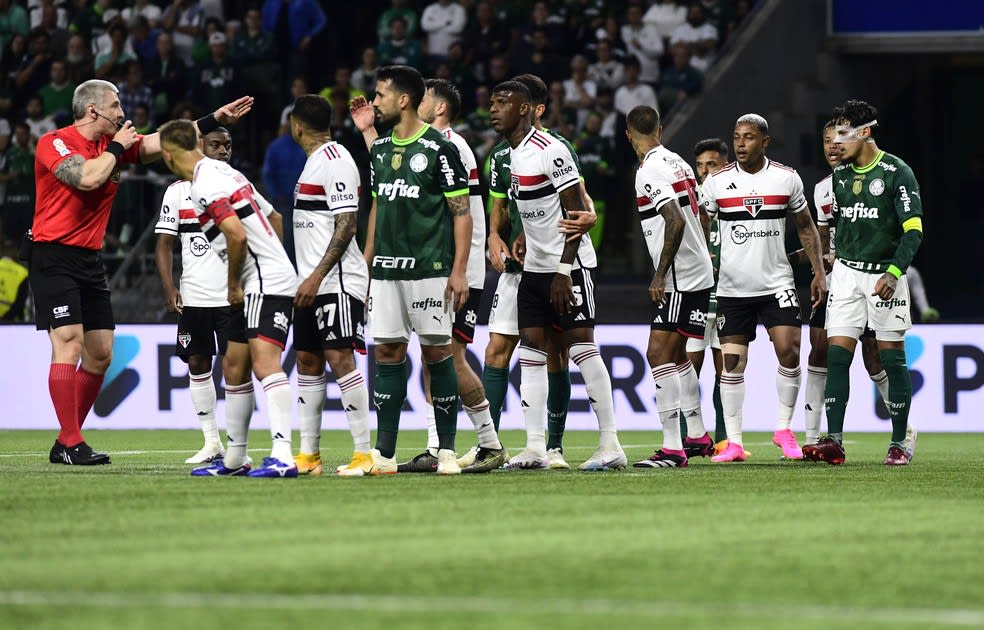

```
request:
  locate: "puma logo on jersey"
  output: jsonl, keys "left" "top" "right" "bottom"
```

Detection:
{"left": 377, "top": 179, "right": 420, "bottom": 200}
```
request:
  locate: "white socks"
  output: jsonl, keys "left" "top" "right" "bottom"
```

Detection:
{"left": 805, "top": 366, "right": 827, "bottom": 444}
{"left": 337, "top": 369, "right": 371, "bottom": 453}
{"left": 261, "top": 372, "right": 293, "bottom": 463}
{"left": 463, "top": 399, "right": 502, "bottom": 449}
{"left": 870, "top": 369, "right": 890, "bottom": 405}
{"left": 570, "top": 343, "right": 620, "bottom": 450}
{"left": 424, "top": 402, "right": 438, "bottom": 455}
{"left": 297, "top": 373, "right": 326, "bottom": 455}
{"left": 776, "top": 365, "right": 801, "bottom": 430}
{"left": 519, "top": 346, "right": 548, "bottom": 454}
{"left": 720, "top": 371, "right": 745, "bottom": 445}
{"left": 224, "top": 381, "right": 255, "bottom": 468}
{"left": 651, "top": 363, "right": 683, "bottom": 451}
{"left": 189, "top": 370, "right": 220, "bottom": 446}
{"left": 677, "top": 360, "right": 707, "bottom": 439}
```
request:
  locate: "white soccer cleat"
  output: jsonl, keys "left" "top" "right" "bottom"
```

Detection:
{"left": 578, "top": 447, "right": 628, "bottom": 471}
{"left": 185, "top": 442, "right": 225, "bottom": 464}
{"left": 368, "top": 449, "right": 398, "bottom": 475}
{"left": 436, "top": 449, "right": 461, "bottom": 475}
{"left": 505, "top": 448, "right": 550, "bottom": 470}
{"left": 546, "top": 447, "right": 570, "bottom": 470}
{"left": 455, "top": 445, "right": 479, "bottom": 468}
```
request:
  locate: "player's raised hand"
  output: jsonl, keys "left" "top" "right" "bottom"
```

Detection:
{"left": 294, "top": 275, "right": 320, "bottom": 308}
{"left": 511, "top": 231, "right": 527, "bottom": 265}
{"left": 113, "top": 120, "right": 139, "bottom": 149}
{"left": 349, "top": 96, "right": 376, "bottom": 132}
{"left": 214, "top": 96, "right": 254, "bottom": 125}
{"left": 558, "top": 210, "right": 597, "bottom": 242}
{"left": 488, "top": 233, "right": 511, "bottom": 273}
{"left": 871, "top": 272, "right": 897, "bottom": 301}
{"left": 445, "top": 270, "right": 469, "bottom": 312}
{"left": 164, "top": 287, "right": 183, "bottom": 314}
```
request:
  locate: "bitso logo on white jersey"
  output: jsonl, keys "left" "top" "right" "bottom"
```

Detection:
{"left": 441, "top": 127, "right": 487, "bottom": 290}
{"left": 701, "top": 158, "right": 807, "bottom": 297}
{"left": 155, "top": 180, "right": 229, "bottom": 307}
{"left": 293, "top": 141, "right": 369, "bottom": 301}
{"left": 191, "top": 158, "right": 297, "bottom": 296}
{"left": 509, "top": 127, "right": 596, "bottom": 273}
{"left": 635, "top": 145, "right": 714, "bottom": 293}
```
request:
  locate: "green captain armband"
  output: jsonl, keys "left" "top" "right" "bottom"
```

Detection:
{"left": 887, "top": 265, "right": 903, "bottom": 279}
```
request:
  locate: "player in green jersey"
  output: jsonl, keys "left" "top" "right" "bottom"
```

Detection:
{"left": 359, "top": 65, "right": 475, "bottom": 475}
{"left": 803, "top": 100, "right": 924, "bottom": 466}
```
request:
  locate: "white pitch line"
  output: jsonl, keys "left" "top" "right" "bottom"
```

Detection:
{"left": 0, "top": 590, "right": 980, "bottom": 626}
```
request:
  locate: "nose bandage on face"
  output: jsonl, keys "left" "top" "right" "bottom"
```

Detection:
{"left": 834, "top": 120, "right": 876, "bottom": 143}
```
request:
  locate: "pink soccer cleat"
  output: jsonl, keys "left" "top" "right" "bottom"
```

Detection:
{"left": 710, "top": 441, "right": 747, "bottom": 463}
{"left": 772, "top": 429, "right": 803, "bottom": 460}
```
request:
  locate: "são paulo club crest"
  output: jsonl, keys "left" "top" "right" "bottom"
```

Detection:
{"left": 743, "top": 197, "right": 764, "bottom": 216}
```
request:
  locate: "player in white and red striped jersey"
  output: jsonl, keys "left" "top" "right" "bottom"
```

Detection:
{"left": 490, "top": 79, "right": 625, "bottom": 471}
{"left": 700, "top": 114, "right": 825, "bottom": 463}
{"left": 625, "top": 105, "right": 714, "bottom": 469}
{"left": 287, "top": 95, "right": 375, "bottom": 477}
{"left": 155, "top": 127, "right": 249, "bottom": 465}
{"left": 159, "top": 119, "right": 300, "bottom": 479}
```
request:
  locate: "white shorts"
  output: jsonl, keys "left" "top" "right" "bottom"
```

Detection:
{"left": 367, "top": 277, "right": 453, "bottom": 343}
{"left": 686, "top": 309, "right": 720, "bottom": 352}
{"left": 488, "top": 271, "right": 520, "bottom": 336}
{"left": 826, "top": 261, "right": 911, "bottom": 340}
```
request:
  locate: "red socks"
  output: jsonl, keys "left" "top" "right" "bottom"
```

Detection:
{"left": 49, "top": 363, "right": 81, "bottom": 447}
{"left": 75, "top": 367, "right": 104, "bottom": 430}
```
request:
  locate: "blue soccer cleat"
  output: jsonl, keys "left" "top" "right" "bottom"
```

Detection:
{"left": 246, "top": 457, "right": 298, "bottom": 478}
{"left": 191, "top": 457, "right": 252, "bottom": 476}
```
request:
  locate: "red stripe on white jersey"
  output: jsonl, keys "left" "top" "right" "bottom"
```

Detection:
{"left": 297, "top": 183, "right": 325, "bottom": 196}
{"left": 517, "top": 174, "right": 549, "bottom": 186}
{"left": 717, "top": 194, "right": 791, "bottom": 208}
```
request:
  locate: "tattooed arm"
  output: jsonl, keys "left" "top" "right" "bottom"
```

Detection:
{"left": 294, "top": 213, "right": 358, "bottom": 307}
{"left": 52, "top": 153, "right": 119, "bottom": 192}
{"left": 445, "top": 194, "right": 473, "bottom": 312}
{"left": 649, "top": 199, "right": 686, "bottom": 305}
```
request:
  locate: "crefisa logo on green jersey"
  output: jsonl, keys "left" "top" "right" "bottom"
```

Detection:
{"left": 377, "top": 178, "right": 421, "bottom": 200}
{"left": 840, "top": 202, "right": 880, "bottom": 222}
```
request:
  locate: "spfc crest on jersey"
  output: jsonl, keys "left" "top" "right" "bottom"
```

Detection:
{"left": 178, "top": 332, "right": 191, "bottom": 348}
{"left": 743, "top": 197, "right": 764, "bottom": 216}
{"left": 510, "top": 173, "right": 520, "bottom": 199}
{"left": 391, "top": 147, "right": 404, "bottom": 170}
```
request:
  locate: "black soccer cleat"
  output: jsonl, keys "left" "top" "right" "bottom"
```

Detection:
{"left": 49, "top": 440, "right": 65, "bottom": 464}
{"left": 396, "top": 450, "right": 438, "bottom": 473}
{"left": 61, "top": 442, "right": 111, "bottom": 466}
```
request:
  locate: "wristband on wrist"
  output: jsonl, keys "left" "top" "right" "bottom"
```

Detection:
{"left": 105, "top": 141, "right": 124, "bottom": 162}
{"left": 196, "top": 113, "right": 220, "bottom": 135}
{"left": 557, "top": 262, "right": 572, "bottom": 276}
{"left": 887, "top": 264, "right": 903, "bottom": 279}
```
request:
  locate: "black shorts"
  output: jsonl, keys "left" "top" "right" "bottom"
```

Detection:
{"left": 518, "top": 268, "right": 595, "bottom": 331}
{"left": 29, "top": 241, "right": 114, "bottom": 332}
{"left": 651, "top": 288, "right": 712, "bottom": 338}
{"left": 452, "top": 288, "right": 483, "bottom": 344}
{"left": 717, "top": 289, "right": 802, "bottom": 342}
{"left": 293, "top": 293, "right": 367, "bottom": 354}
{"left": 175, "top": 306, "right": 233, "bottom": 360}
{"left": 244, "top": 293, "right": 293, "bottom": 349}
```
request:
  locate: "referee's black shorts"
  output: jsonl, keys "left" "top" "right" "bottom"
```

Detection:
{"left": 30, "top": 241, "right": 114, "bottom": 332}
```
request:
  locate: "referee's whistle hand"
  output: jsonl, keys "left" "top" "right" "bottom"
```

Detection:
{"left": 113, "top": 121, "right": 139, "bottom": 149}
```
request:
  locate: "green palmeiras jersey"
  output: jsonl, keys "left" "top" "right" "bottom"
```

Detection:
{"left": 831, "top": 150, "right": 923, "bottom": 274}
{"left": 369, "top": 124, "right": 469, "bottom": 280}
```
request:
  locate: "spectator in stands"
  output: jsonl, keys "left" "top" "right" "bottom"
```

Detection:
{"left": 38, "top": 1, "right": 69, "bottom": 59}
{"left": 445, "top": 41, "right": 476, "bottom": 112}
{"left": 562, "top": 7, "right": 592, "bottom": 58}
{"left": 699, "top": 0, "right": 736, "bottom": 40}
{"left": 377, "top": 15, "right": 422, "bottom": 68}
{"left": 118, "top": 61, "right": 155, "bottom": 123}
{"left": 727, "top": 0, "right": 753, "bottom": 38}
{"left": 131, "top": 103, "right": 152, "bottom": 134}
{"left": 161, "top": 0, "right": 204, "bottom": 67}
{"left": 261, "top": 125, "right": 306, "bottom": 262}
{"left": 658, "top": 42, "right": 703, "bottom": 112}
{"left": 38, "top": 59, "right": 74, "bottom": 119}
{"left": 614, "top": 55, "right": 657, "bottom": 116}
{"left": 621, "top": 2, "right": 662, "bottom": 85}
{"left": 463, "top": 1, "right": 508, "bottom": 79}
{"left": 644, "top": 0, "right": 688, "bottom": 45}
{"left": 351, "top": 47, "right": 378, "bottom": 97}
{"left": 421, "top": 0, "right": 466, "bottom": 69}
{"left": 16, "top": 28, "right": 54, "bottom": 96}
{"left": 93, "top": 9, "right": 131, "bottom": 57}
{"left": 231, "top": 8, "right": 271, "bottom": 65}
{"left": 514, "top": 1, "right": 563, "bottom": 62}
{"left": 328, "top": 88, "right": 364, "bottom": 158}
{"left": 543, "top": 80, "right": 576, "bottom": 139}
{"left": 191, "top": 16, "right": 224, "bottom": 65}
{"left": 319, "top": 66, "right": 365, "bottom": 103}
{"left": 670, "top": 3, "right": 718, "bottom": 72}
{"left": 0, "top": 241, "right": 29, "bottom": 322}
{"left": 575, "top": 110, "right": 612, "bottom": 249}
{"left": 68, "top": 0, "right": 107, "bottom": 46}
{"left": 0, "top": 115, "right": 12, "bottom": 230}
{"left": 192, "top": 31, "right": 240, "bottom": 115}
{"left": 261, "top": 0, "right": 326, "bottom": 93}
{"left": 588, "top": 38, "right": 624, "bottom": 91}
{"left": 376, "top": 0, "right": 418, "bottom": 43}
{"left": 24, "top": 94, "right": 55, "bottom": 141}
{"left": 128, "top": 15, "right": 160, "bottom": 63}
{"left": 486, "top": 53, "right": 510, "bottom": 87}
{"left": 278, "top": 75, "right": 307, "bottom": 130}
{"left": 563, "top": 54, "right": 597, "bottom": 131}
{"left": 145, "top": 32, "right": 188, "bottom": 122}
{"left": 0, "top": 1, "right": 30, "bottom": 55}
{"left": 1, "top": 33, "right": 27, "bottom": 87}
{"left": 463, "top": 84, "right": 496, "bottom": 162}
{"left": 518, "top": 27, "right": 564, "bottom": 86}
{"left": 122, "top": 0, "right": 163, "bottom": 28}
{"left": 93, "top": 23, "right": 134, "bottom": 83}
{"left": 63, "top": 33, "right": 93, "bottom": 85}
{"left": 595, "top": 86, "right": 616, "bottom": 141}
{"left": 0, "top": 121, "right": 35, "bottom": 247}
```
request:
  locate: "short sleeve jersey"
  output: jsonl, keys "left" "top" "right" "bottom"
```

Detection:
{"left": 190, "top": 158, "right": 297, "bottom": 296}
{"left": 33, "top": 125, "right": 143, "bottom": 249}
{"left": 369, "top": 124, "right": 469, "bottom": 281}
{"left": 293, "top": 141, "right": 369, "bottom": 301}
{"left": 831, "top": 151, "right": 923, "bottom": 270}
{"left": 634, "top": 146, "right": 713, "bottom": 293}
{"left": 155, "top": 180, "right": 229, "bottom": 308}
{"left": 508, "top": 127, "right": 596, "bottom": 273}
{"left": 701, "top": 158, "right": 807, "bottom": 297}
{"left": 441, "top": 127, "right": 487, "bottom": 290}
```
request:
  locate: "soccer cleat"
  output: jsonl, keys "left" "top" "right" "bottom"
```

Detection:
{"left": 546, "top": 447, "right": 570, "bottom": 470}
{"left": 436, "top": 449, "right": 461, "bottom": 475}
{"left": 396, "top": 449, "right": 438, "bottom": 473}
{"left": 578, "top": 447, "right": 628, "bottom": 471}
{"left": 772, "top": 429, "right": 803, "bottom": 460}
{"left": 462, "top": 447, "right": 508, "bottom": 473}
{"left": 801, "top": 436, "right": 845, "bottom": 465}
{"left": 714, "top": 439, "right": 751, "bottom": 458}
{"left": 883, "top": 445, "right": 910, "bottom": 466}
{"left": 369, "top": 449, "right": 398, "bottom": 475}
{"left": 247, "top": 457, "right": 299, "bottom": 478}
{"left": 456, "top": 445, "right": 480, "bottom": 468}
{"left": 505, "top": 448, "right": 550, "bottom": 470}
{"left": 185, "top": 443, "right": 225, "bottom": 465}
{"left": 294, "top": 451, "right": 323, "bottom": 476}
{"left": 191, "top": 457, "right": 252, "bottom": 476}
{"left": 683, "top": 433, "right": 714, "bottom": 458}
{"left": 633, "top": 449, "right": 688, "bottom": 468}
{"left": 336, "top": 451, "right": 373, "bottom": 477}
{"left": 49, "top": 440, "right": 65, "bottom": 464}
{"left": 710, "top": 441, "right": 747, "bottom": 463}
{"left": 61, "top": 442, "right": 111, "bottom": 466}
{"left": 903, "top": 422, "right": 917, "bottom": 461}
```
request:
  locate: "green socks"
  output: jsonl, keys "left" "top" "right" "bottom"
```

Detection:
{"left": 428, "top": 355, "right": 458, "bottom": 451}
{"left": 824, "top": 344, "right": 854, "bottom": 442}
{"left": 546, "top": 369, "right": 571, "bottom": 451}
{"left": 879, "top": 348, "right": 912, "bottom": 444}
{"left": 373, "top": 361, "right": 407, "bottom": 458}
{"left": 481, "top": 365, "right": 509, "bottom": 432}
{"left": 713, "top": 376, "right": 725, "bottom": 443}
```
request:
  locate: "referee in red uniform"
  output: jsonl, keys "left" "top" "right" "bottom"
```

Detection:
{"left": 31, "top": 79, "right": 253, "bottom": 465}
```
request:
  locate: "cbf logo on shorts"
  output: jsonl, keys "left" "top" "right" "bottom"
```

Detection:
{"left": 52, "top": 305, "right": 71, "bottom": 319}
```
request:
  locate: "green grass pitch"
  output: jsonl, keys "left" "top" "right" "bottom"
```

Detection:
{"left": 1, "top": 430, "right": 982, "bottom": 629}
